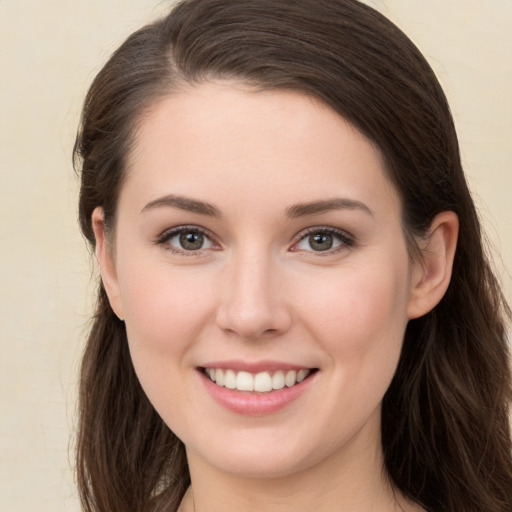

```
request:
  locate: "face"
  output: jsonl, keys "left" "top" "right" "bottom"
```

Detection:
{"left": 97, "top": 82, "right": 426, "bottom": 479}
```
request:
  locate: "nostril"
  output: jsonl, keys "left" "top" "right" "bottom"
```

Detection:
{"left": 216, "top": 303, "right": 293, "bottom": 340}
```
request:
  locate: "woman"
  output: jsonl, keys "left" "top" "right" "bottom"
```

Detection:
{"left": 73, "top": 1, "right": 512, "bottom": 511}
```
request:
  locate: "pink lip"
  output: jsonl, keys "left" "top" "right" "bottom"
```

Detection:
{"left": 198, "top": 366, "right": 317, "bottom": 416}
{"left": 200, "top": 359, "right": 311, "bottom": 373}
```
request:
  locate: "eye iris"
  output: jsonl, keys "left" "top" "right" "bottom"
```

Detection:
{"left": 309, "top": 233, "right": 333, "bottom": 251}
{"left": 179, "top": 231, "right": 204, "bottom": 250}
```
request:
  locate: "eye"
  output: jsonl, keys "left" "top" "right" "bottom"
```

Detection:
{"left": 292, "top": 227, "right": 354, "bottom": 253}
{"left": 158, "top": 226, "right": 216, "bottom": 253}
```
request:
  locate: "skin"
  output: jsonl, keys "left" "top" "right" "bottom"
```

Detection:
{"left": 93, "top": 82, "right": 458, "bottom": 512}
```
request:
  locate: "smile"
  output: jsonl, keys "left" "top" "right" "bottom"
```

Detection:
{"left": 203, "top": 368, "right": 313, "bottom": 393}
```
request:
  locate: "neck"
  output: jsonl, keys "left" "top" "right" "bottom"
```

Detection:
{"left": 179, "top": 419, "right": 419, "bottom": 512}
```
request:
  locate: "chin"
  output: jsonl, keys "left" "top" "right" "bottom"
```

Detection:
{"left": 183, "top": 422, "right": 353, "bottom": 481}
{"left": 203, "top": 449, "right": 317, "bottom": 480}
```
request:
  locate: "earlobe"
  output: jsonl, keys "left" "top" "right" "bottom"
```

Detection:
{"left": 407, "top": 211, "right": 459, "bottom": 319}
{"left": 91, "top": 207, "right": 124, "bottom": 320}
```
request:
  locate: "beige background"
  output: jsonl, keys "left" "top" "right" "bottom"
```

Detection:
{"left": 0, "top": 1, "right": 510, "bottom": 510}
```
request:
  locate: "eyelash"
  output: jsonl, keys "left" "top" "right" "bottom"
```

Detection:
{"left": 291, "top": 226, "right": 355, "bottom": 255}
{"left": 155, "top": 225, "right": 355, "bottom": 256}
{"left": 156, "top": 225, "right": 218, "bottom": 256}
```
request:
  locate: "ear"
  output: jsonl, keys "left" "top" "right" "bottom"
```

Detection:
{"left": 407, "top": 211, "right": 459, "bottom": 319}
{"left": 91, "top": 207, "right": 124, "bottom": 320}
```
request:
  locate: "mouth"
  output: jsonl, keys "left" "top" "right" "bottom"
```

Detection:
{"left": 202, "top": 367, "right": 317, "bottom": 393}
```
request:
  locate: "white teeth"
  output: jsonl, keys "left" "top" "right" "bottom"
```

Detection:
{"left": 205, "top": 368, "right": 312, "bottom": 393}
{"left": 215, "top": 368, "right": 224, "bottom": 386}
{"left": 272, "top": 370, "right": 285, "bottom": 390}
{"left": 254, "top": 372, "right": 273, "bottom": 392}
{"left": 236, "top": 371, "right": 254, "bottom": 391}
{"left": 285, "top": 370, "right": 297, "bottom": 387}
{"left": 297, "top": 369, "right": 309, "bottom": 383}
{"left": 224, "top": 369, "right": 236, "bottom": 389}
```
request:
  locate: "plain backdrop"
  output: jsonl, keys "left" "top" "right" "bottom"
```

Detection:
{"left": 0, "top": 1, "right": 510, "bottom": 510}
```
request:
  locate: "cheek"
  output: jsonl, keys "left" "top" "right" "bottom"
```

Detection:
{"left": 300, "top": 259, "right": 411, "bottom": 430}
{"left": 119, "top": 259, "right": 213, "bottom": 351}
{"left": 116, "top": 261, "right": 218, "bottom": 425}
{"left": 296, "top": 257, "right": 411, "bottom": 364}
{"left": 115, "top": 255, "right": 218, "bottom": 414}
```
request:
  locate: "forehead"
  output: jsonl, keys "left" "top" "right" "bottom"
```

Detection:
{"left": 123, "top": 82, "right": 400, "bottom": 219}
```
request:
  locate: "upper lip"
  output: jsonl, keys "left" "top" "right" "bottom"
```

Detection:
{"left": 198, "top": 360, "right": 314, "bottom": 373}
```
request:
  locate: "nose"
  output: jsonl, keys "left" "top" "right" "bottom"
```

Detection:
{"left": 215, "top": 250, "right": 293, "bottom": 340}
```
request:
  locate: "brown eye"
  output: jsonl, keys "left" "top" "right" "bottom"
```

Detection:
{"left": 293, "top": 227, "right": 354, "bottom": 253}
{"left": 308, "top": 233, "right": 334, "bottom": 251}
{"left": 179, "top": 231, "right": 205, "bottom": 250}
{"left": 160, "top": 227, "right": 215, "bottom": 253}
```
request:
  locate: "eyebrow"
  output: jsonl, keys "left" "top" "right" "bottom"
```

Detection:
{"left": 141, "top": 194, "right": 373, "bottom": 219}
{"left": 141, "top": 194, "right": 223, "bottom": 217}
{"left": 286, "top": 198, "right": 373, "bottom": 218}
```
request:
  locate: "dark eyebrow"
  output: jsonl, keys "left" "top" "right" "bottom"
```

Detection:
{"left": 141, "top": 194, "right": 222, "bottom": 217}
{"left": 286, "top": 198, "right": 373, "bottom": 218}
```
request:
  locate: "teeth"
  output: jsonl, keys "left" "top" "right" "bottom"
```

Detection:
{"left": 254, "top": 372, "right": 272, "bottom": 392}
{"left": 205, "top": 368, "right": 312, "bottom": 393}
{"left": 224, "top": 369, "right": 236, "bottom": 389}
{"left": 236, "top": 371, "right": 254, "bottom": 391}
{"left": 297, "top": 369, "right": 309, "bottom": 383}
{"left": 272, "top": 370, "right": 285, "bottom": 390}
{"left": 285, "top": 370, "right": 297, "bottom": 387}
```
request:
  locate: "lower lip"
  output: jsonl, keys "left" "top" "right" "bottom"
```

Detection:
{"left": 199, "top": 370, "right": 316, "bottom": 416}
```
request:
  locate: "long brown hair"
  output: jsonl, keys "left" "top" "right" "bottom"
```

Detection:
{"left": 74, "top": 1, "right": 512, "bottom": 510}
